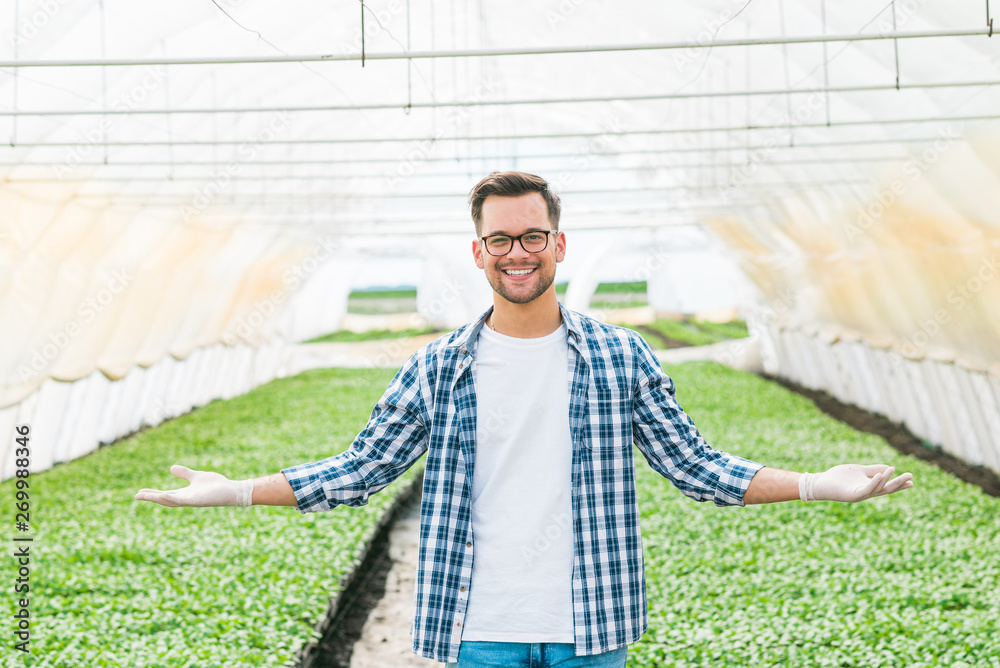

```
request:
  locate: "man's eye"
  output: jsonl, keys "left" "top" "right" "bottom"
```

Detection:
{"left": 524, "top": 233, "right": 546, "bottom": 243}
{"left": 488, "top": 237, "right": 510, "bottom": 246}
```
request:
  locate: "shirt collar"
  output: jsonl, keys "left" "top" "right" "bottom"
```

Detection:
{"left": 448, "top": 301, "right": 585, "bottom": 356}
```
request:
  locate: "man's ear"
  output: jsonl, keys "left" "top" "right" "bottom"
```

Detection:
{"left": 555, "top": 231, "right": 567, "bottom": 263}
{"left": 472, "top": 238, "right": 484, "bottom": 269}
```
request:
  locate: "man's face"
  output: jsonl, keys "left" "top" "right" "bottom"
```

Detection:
{"left": 472, "top": 192, "right": 566, "bottom": 305}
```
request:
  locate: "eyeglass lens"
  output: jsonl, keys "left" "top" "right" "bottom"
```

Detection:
{"left": 484, "top": 232, "right": 551, "bottom": 256}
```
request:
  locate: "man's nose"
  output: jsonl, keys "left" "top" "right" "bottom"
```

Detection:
{"left": 506, "top": 237, "right": 532, "bottom": 260}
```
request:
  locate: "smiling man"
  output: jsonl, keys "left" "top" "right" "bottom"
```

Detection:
{"left": 135, "top": 170, "right": 914, "bottom": 668}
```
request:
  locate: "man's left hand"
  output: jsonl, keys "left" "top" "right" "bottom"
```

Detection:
{"left": 801, "top": 464, "right": 914, "bottom": 502}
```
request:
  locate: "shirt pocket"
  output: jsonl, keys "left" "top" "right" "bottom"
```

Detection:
{"left": 584, "top": 393, "right": 633, "bottom": 450}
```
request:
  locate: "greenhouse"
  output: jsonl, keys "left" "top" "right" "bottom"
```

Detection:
{"left": 2, "top": 0, "right": 999, "bottom": 666}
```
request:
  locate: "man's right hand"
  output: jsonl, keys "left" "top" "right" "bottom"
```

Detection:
{"left": 134, "top": 465, "right": 253, "bottom": 507}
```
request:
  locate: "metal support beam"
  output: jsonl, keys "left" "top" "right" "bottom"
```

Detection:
{"left": 0, "top": 136, "right": 949, "bottom": 168}
{"left": 0, "top": 156, "right": 905, "bottom": 182}
{"left": 3, "top": 114, "right": 985, "bottom": 149}
{"left": 4, "top": 80, "right": 998, "bottom": 116}
{"left": 0, "top": 28, "right": 989, "bottom": 68}
{"left": 48, "top": 180, "right": 873, "bottom": 201}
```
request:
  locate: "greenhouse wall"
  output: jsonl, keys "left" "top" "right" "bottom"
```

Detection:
{"left": 0, "top": 340, "right": 288, "bottom": 480}
{"left": 754, "top": 321, "right": 1000, "bottom": 476}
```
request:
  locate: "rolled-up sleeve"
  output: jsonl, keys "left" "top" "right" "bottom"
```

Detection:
{"left": 629, "top": 334, "right": 763, "bottom": 507}
{"left": 282, "top": 354, "right": 429, "bottom": 514}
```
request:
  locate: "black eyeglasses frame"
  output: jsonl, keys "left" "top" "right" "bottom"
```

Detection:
{"left": 479, "top": 230, "right": 558, "bottom": 257}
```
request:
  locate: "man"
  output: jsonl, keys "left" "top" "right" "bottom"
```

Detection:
{"left": 135, "top": 171, "right": 914, "bottom": 668}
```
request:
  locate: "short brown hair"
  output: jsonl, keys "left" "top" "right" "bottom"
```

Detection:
{"left": 468, "top": 171, "right": 561, "bottom": 236}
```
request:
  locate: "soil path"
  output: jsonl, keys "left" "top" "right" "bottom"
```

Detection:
{"left": 348, "top": 500, "right": 443, "bottom": 667}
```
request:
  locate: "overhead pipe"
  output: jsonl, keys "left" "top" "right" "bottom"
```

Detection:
{"left": 4, "top": 79, "right": 999, "bottom": 117}
{"left": 54, "top": 179, "right": 873, "bottom": 201}
{"left": 1, "top": 156, "right": 906, "bottom": 182}
{"left": 3, "top": 113, "right": 987, "bottom": 149}
{"left": 0, "top": 28, "right": 990, "bottom": 68}
{"left": 0, "top": 135, "right": 946, "bottom": 168}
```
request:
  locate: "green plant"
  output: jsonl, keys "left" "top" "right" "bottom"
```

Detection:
{"left": 594, "top": 281, "right": 647, "bottom": 294}
{"left": 305, "top": 326, "right": 441, "bottom": 343}
{"left": 637, "top": 319, "right": 720, "bottom": 347}
{"left": 627, "top": 362, "right": 999, "bottom": 667}
{"left": 8, "top": 363, "right": 996, "bottom": 667}
{"left": 348, "top": 288, "right": 418, "bottom": 299}
{"left": 2, "top": 368, "right": 411, "bottom": 667}
{"left": 691, "top": 319, "right": 749, "bottom": 340}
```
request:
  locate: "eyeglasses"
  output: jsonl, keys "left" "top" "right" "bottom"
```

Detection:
{"left": 479, "top": 230, "right": 557, "bottom": 256}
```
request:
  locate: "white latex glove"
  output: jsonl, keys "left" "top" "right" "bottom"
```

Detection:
{"left": 134, "top": 465, "right": 253, "bottom": 507}
{"left": 799, "top": 464, "right": 914, "bottom": 503}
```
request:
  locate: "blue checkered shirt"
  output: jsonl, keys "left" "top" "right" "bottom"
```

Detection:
{"left": 282, "top": 304, "right": 764, "bottom": 662}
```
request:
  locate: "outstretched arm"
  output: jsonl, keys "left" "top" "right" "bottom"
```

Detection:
{"left": 134, "top": 464, "right": 298, "bottom": 508}
{"left": 743, "top": 464, "right": 914, "bottom": 505}
{"left": 628, "top": 333, "right": 915, "bottom": 507}
{"left": 135, "top": 350, "right": 429, "bottom": 512}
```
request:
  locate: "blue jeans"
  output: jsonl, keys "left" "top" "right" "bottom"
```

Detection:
{"left": 445, "top": 641, "right": 627, "bottom": 667}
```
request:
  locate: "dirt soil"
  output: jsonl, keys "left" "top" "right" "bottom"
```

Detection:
{"left": 308, "top": 550, "right": 395, "bottom": 668}
{"left": 302, "top": 477, "right": 425, "bottom": 668}
{"left": 767, "top": 374, "right": 1000, "bottom": 497}
{"left": 633, "top": 324, "right": 693, "bottom": 349}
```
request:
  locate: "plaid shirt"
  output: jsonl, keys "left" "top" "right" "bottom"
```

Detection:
{"left": 282, "top": 304, "right": 764, "bottom": 662}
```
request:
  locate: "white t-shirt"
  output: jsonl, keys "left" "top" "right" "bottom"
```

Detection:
{"left": 460, "top": 322, "right": 575, "bottom": 643}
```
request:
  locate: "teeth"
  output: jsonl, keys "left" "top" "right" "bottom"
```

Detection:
{"left": 504, "top": 268, "right": 534, "bottom": 275}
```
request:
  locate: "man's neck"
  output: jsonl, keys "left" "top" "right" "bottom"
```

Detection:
{"left": 489, "top": 292, "right": 563, "bottom": 339}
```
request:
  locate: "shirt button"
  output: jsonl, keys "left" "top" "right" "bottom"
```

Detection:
{"left": 466, "top": 542, "right": 472, "bottom": 548}
{"left": 456, "top": 621, "right": 462, "bottom": 627}
{"left": 460, "top": 586, "right": 466, "bottom": 592}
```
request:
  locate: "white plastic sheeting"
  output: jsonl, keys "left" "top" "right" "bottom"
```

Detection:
{"left": 417, "top": 237, "right": 495, "bottom": 328}
{"left": 0, "top": 340, "right": 288, "bottom": 479}
{"left": 754, "top": 321, "right": 1000, "bottom": 475}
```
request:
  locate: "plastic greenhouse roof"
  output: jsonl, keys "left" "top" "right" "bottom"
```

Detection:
{"left": 2, "top": 0, "right": 1000, "bottom": 405}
